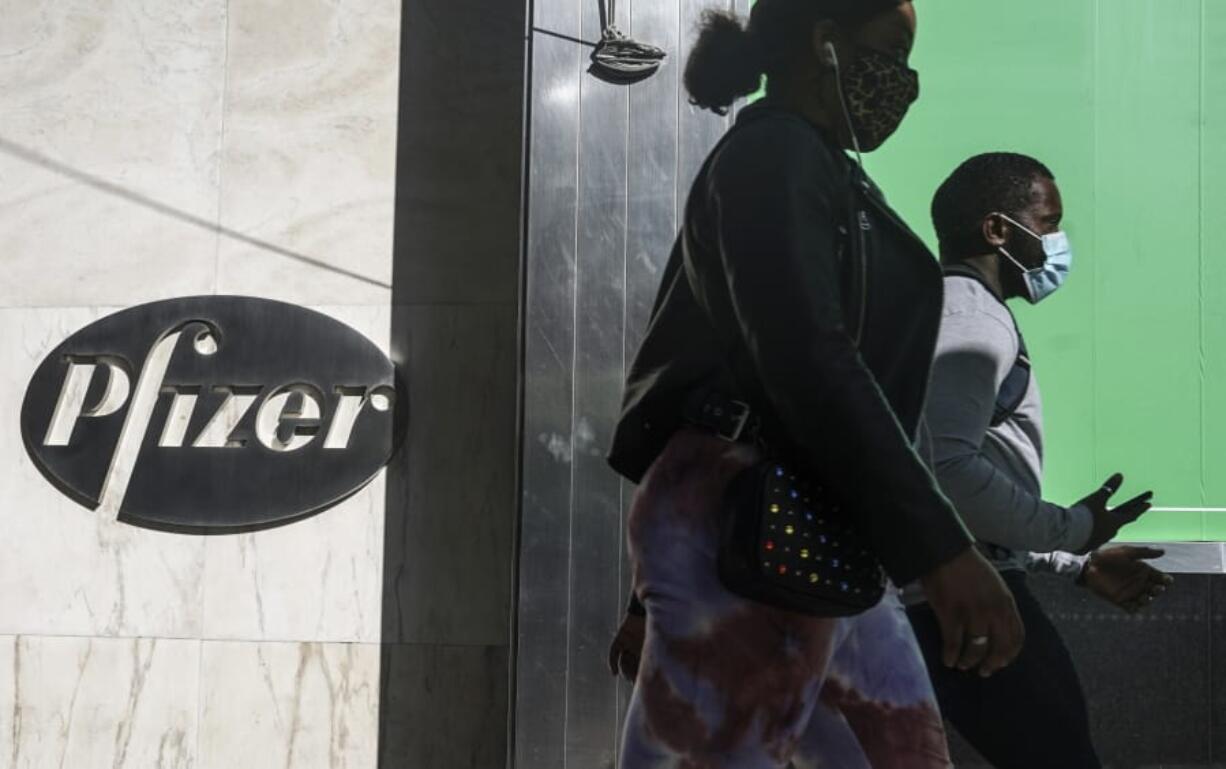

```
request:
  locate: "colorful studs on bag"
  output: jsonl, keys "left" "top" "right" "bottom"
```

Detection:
{"left": 784, "top": 524, "right": 795, "bottom": 536}
{"left": 800, "top": 548, "right": 810, "bottom": 560}
{"left": 765, "top": 540, "right": 776, "bottom": 551}
{"left": 770, "top": 503, "right": 781, "bottom": 514}
{"left": 778, "top": 564, "right": 788, "bottom": 575}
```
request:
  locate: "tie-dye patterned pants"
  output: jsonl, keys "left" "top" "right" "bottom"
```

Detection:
{"left": 619, "top": 429, "right": 952, "bottom": 769}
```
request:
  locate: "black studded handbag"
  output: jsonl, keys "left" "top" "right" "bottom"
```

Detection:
{"left": 716, "top": 458, "right": 886, "bottom": 617}
{"left": 710, "top": 165, "right": 886, "bottom": 617}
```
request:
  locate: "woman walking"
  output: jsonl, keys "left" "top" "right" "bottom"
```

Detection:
{"left": 606, "top": 2, "right": 1025, "bottom": 766}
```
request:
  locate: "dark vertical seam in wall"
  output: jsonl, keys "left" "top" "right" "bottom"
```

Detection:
{"left": 561, "top": 10, "right": 585, "bottom": 765}
{"left": 507, "top": 0, "right": 537, "bottom": 765}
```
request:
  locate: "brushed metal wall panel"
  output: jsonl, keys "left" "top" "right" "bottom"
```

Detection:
{"left": 516, "top": 1, "right": 582, "bottom": 765}
{"left": 517, "top": 1, "right": 732, "bottom": 765}
{"left": 561, "top": 0, "right": 633, "bottom": 766}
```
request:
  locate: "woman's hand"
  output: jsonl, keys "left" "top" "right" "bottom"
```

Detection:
{"left": 920, "top": 547, "right": 1025, "bottom": 677}
{"left": 607, "top": 613, "right": 646, "bottom": 682}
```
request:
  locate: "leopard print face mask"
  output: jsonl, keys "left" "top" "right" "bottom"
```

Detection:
{"left": 840, "top": 47, "right": 919, "bottom": 151}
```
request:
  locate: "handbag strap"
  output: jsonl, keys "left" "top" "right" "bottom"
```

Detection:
{"left": 941, "top": 265, "right": 1032, "bottom": 427}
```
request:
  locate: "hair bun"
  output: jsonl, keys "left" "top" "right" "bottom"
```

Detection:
{"left": 684, "top": 11, "right": 764, "bottom": 115}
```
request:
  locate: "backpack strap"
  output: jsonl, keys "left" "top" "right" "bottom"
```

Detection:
{"left": 941, "top": 266, "right": 1032, "bottom": 427}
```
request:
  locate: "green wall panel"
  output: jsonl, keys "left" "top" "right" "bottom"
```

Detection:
{"left": 1201, "top": 0, "right": 1226, "bottom": 540}
{"left": 1093, "top": 1, "right": 1203, "bottom": 540}
{"left": 864, "top": 1, "right": 1222, "bottom": 541}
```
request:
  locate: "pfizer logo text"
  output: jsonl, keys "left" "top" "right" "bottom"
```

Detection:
{"left": 20, "top": 296, "right": 402, "bottom": 532}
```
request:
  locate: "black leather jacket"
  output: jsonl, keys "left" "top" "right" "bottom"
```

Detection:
{"left": 607, "top": 103, "right": 971, "bottom": 586}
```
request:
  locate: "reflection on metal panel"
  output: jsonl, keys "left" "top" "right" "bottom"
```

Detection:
{"left": 514, "top": 0, "right": 730, "bottom": 765}
{"left": 561, "top": 0, "right": 631, "bottom": 765}
{"left": 516, "top": 0, "right": 581, "bottom": 763}
{"left": 517, "top": 0, "right": 733, "bottom": 766}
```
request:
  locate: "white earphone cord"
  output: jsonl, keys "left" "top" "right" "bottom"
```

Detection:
{"left": 826, "top": 43, "right": 865, "bottom": 171}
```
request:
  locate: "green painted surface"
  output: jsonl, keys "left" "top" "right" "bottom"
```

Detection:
{"left": 752, "top": 1, "right": 1225, "bottom": 539}
{"left": 869, "top": 0, "right": 1223, "bottom": 541}
{"left": 1200, "top": 0, "right": 1226, "bottom": 540}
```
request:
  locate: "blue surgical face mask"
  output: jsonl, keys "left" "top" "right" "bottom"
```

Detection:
{"left": 995, "top": 213, "right": 1073, "bottom": 304}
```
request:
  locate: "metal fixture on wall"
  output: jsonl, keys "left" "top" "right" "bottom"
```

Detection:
{"left": 517, "top": 0, "right": 748, "bottom": 763}
{"left": 589, "top": 0, "right": 665, "bottom": 83}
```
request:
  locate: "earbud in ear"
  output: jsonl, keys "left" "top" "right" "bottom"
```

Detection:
{"left": 822, "top": 42, "right": 839, "bottom": 69}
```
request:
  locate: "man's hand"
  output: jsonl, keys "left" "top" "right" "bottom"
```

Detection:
{"left": 920, "top": 547, "right": 1025, "bottom": 678}
{"left": 607, "top": 613, "right": 646, "bottom": 682}
{"left": 1081, "top": 545, "right": 1173, "bottom": 613}
{"left": 1074, "top": 473, "right": 1154, "bottom": 554}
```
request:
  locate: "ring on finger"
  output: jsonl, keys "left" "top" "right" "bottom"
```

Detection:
{"left": 969, "top": 635, "right": 989, "bottom": 647}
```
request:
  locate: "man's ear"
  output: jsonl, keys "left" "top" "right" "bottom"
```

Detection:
{"left": 982, "top": 213, "right": 1010, "bottom": 250}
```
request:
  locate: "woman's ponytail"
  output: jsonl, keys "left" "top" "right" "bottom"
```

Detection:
{"left": 683, "top": 0, "right": 904, "bottom": 115}
{"left": 684, "top": 11, "right": 765, "bottom": 115}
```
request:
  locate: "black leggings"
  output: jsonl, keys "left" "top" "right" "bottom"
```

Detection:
{"left": 906, "top": 570, "right": 1101, "bottom": 769}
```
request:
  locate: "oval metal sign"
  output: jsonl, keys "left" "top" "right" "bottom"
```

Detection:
{"left": 20, "top": 296, "right": 403, "bottom": 532}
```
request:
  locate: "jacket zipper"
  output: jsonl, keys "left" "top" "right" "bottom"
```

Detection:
{"left": 854, "top": 209, "right": 871, "bottom": 345}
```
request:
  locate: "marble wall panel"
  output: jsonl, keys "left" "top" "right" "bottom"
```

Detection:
{"left": 201, "top": 479, "right": 385, "bottom": 644}
{"left": 0, "top": 0, "right": 226, "bottom": 308}
{"left": 213, "top": 0, "right": 400, "bottom": 305}
{"left": 198, "top": 640, "right": 379, "bottom": 769}
{"left": 0, "top": 635, "right": 199, "bottom": 769}
{"left": 0, "top": 307, "right": 206, "bottom": 639}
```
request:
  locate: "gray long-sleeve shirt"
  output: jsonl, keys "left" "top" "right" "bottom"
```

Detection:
{"left": 904, "top": 274, "right": 1090, "bottom": 603}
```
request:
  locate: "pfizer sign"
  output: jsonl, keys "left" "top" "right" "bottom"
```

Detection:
{"left": 20, "top": 296, "right": 402, "bottom": 532}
